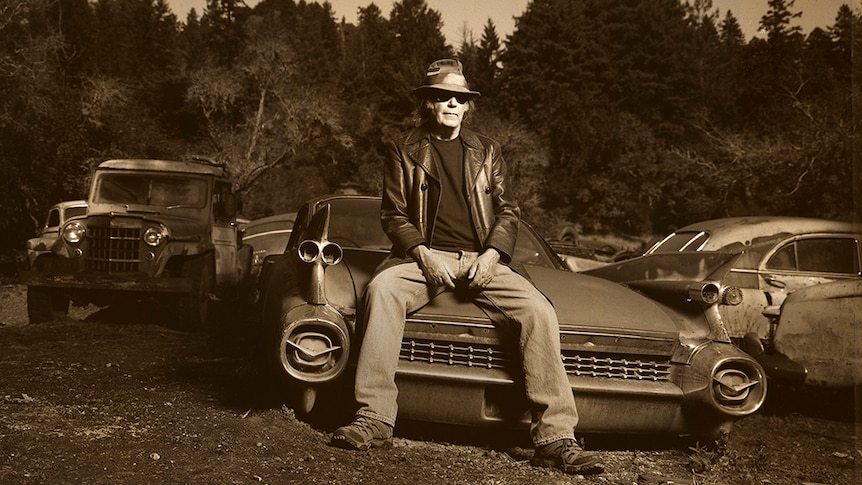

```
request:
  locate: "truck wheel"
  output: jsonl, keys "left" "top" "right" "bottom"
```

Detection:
{"left": 27, "top": 287, "right": 69, "bottom": 324}
{"left": 177, "top": 256, "right": 214, "bottom": 331}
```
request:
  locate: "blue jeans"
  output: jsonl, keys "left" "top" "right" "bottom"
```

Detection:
{"left": 353, "top": 249, "right": 578, "bottom": 446}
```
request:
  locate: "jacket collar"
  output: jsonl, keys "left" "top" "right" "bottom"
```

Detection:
{"left": 404, "top": 126, "right": 484, "bottom": 184}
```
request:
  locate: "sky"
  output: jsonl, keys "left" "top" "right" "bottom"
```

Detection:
{"left": 166, "top": 0, "right": 857, "bottom": 44}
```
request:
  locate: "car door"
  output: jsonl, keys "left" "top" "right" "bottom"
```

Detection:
{"left": 758, "top": 235, "right": 861, "bottom": 309}
{"left": 212, "top": 180, "right": 239, "bottom": 287}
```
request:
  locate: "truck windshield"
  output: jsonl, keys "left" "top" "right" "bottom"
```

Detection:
{"left": 93, "top": 173, "right": 208, "bottom": 209}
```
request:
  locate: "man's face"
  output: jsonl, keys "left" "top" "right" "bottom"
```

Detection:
{"left": 427, "top": 91, "right": 471, "bottom": 129}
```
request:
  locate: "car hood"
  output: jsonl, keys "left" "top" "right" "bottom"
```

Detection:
{"left": 334, "top": 252, "right": 680, "bottom": 340}
{"left": 526, "top": 265, "right": 679, "bottom": 337}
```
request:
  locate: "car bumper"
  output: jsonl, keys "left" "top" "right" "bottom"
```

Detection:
{"left": 394, "top": 361, "right": 707, "bottom": 436}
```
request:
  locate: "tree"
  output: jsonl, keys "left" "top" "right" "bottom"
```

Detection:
{"left": 460, "top": 19, "right": 501, "bottom": 99}
{"left": 386, "top": 0, "right": 452, "bottom": 118}
{"left": 499, "top": 0, "right": 701, "bottom": 233}
{"left": 0, "top": 0, "right": 97, "bottom": 250}
{"left": 709, "top": 10, "right": 746, "bottom": 126}
{"left": 187, "top": 8, "right": 352, "bottom": 215}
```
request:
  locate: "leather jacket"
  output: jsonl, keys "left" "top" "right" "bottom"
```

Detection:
{"left": 378, "top": 126, "right": 520, "bottom": 272}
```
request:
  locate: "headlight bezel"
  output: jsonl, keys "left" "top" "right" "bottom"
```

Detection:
{"left": 62, "top": 221, "right": 86, "bottom": 244}
{"left": 143, "top": 224, "right": 169, "bottom": 247}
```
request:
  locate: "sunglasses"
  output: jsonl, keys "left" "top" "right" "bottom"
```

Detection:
{"left": 431, "top": 92, "right": 472, "bottom": 104}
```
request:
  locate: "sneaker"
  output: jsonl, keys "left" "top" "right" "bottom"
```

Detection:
{"left": 530, "top": 438, "right": 604, "bottom": 475}
{"left": 330, "top": 416, "right": 393, "bottom": 451}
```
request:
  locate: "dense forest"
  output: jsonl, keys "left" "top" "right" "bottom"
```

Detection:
{"left": 1, "top": 0, "right": 859, "bottom": 259}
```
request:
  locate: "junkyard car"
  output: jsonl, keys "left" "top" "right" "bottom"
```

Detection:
{"left": 589, "top": 217, "right": 861, "bottom": 389}
{"left": 20, "top": 159, "right": 253, "bottom": 328}
{"left": 257, "top": 195, "right": 766, "bottom": 440}
{"left": 641, "top": 217, "right": 861, "bottom": 341}
{"left": 26, "top": 200, "right": 88, "bottom": 270}
{"left": 741, "top": 279, "right": 862, "bottom": 388}
{"left": 240, "top": 212, "right": 296, "bottom": 276}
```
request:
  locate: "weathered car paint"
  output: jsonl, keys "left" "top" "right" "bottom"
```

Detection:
{"left": 26, "top": 200, "right": 88, "bottom": 270}
{"left": 644, "top": 216, "right": 861, "bottom": 340}
{"left": 771, "top": 280, "right": 862, "bottom": 387}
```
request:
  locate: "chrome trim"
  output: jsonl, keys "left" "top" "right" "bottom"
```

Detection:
{"left": 407, "top": 316, "right": 676, "bottom": 343}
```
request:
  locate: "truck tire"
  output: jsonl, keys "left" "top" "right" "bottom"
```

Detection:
{"left": 177, "top": 255, "right": 214, "bottom": 331}
{"left": 27, "top": 287, "right": 69, "bottom": 324}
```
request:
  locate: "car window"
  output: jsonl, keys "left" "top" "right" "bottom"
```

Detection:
{"left": 46, "top": 208, "right": 60, "bottom": 228}
{"left": 513, "top": 223, "right": 560, "bottom": 268}
{"left": 650, "top": 231, "right": 708, "bottom": 252}
{"left": 766, "top": 237, "right": 859, "bottom": 275}
{"left": 65, "top": 206, "right": 86, "bottom": 220}
{"left": 767, "top": 244, "right": 795, "bottom": 270}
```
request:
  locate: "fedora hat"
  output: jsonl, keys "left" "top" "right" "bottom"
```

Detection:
{"left": 413, "top": 59, "right": 481, "bottom": 97}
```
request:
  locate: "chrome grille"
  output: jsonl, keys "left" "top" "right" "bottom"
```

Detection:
{"left": 400, "top": 338, "right": 671, "bottom": 382}
{"left": 562, "top": 354, "right": 671, "bottom": 381}
{"left": 401, "top": 339, "right": 511, "bottom": 369}
{"left": 86, "top": 226, "right": 141, "bottom": 273}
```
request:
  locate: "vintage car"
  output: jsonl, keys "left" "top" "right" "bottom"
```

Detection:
{"left": 257, "top": 195, "right": 766, "bottom": 441}
{"left": 240, "top": 213, "right": 297, "bottom": 276}
{"left": 26, "top": 200, "right": 88, "bottom": 270}
{"left": 641, "top": 217, "right": 861, "bottom": 341}
{"left": 741, "top": 279, "right": 862, "bottom": 388}
{"left": 20, "top": 159, "right": 253, "bottom": 328}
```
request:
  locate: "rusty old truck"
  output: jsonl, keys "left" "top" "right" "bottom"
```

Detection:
{"left": 21, "top": 159, "right": 253, "bottom": 329}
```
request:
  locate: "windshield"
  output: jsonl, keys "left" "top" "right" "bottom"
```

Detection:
{"left": 92, "top": 173, "right": 208, "bottom": 208}
{"left": 325, "top": 199, "right": 393, "bottom": 249}
{"left": 65, "top": 206, "right": 87, "bottom": 219}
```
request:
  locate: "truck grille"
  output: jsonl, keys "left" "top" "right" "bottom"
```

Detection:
{"left": 86, "top": 226, "right": 141, "bottom": 273}
{"left": 400, "top": 338, "right": 671, "bottom": 382}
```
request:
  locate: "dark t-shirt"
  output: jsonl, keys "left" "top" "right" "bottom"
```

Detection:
{"left": 429, "top": 137, "right": 480, "bottom": 252}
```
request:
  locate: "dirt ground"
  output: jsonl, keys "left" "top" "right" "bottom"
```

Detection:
{"left": 0, "top": 282, "right": 859, "bottom": 485}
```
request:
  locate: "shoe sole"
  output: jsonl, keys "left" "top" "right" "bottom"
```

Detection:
{"left": 330, "top": 435, "right": 392, "bottom": 451}
{"left": 531, "top": 457, "right": 605, "bottom": 475}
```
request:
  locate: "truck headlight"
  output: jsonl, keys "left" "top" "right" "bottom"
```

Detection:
{"left": 143, "top": 225, "right": 168, "bottom": 246}
{"left": 62, "top": 221, "right": 86, "bottom": 243}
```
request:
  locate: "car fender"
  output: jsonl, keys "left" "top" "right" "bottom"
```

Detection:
{"left": 773, "top": 280, "right": 862, "bottom": 387}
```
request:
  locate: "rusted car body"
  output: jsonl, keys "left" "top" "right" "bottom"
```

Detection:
{"left": 20, "top": 159, "right": 252, "bottom": 328}
{"left": 257, "top": 195, "right": 766, "bottom": 440}
{"left": 592, "top": 217, "right": 861, "bottom": 389}
{"left": 742, "top": 279, "right": 862, "bottom": 388}
{"left": 642, "top": 217, "right": 861, "bottom": 341}
{"left": 26, "top": 200, "right": 88, "bottom": 270}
